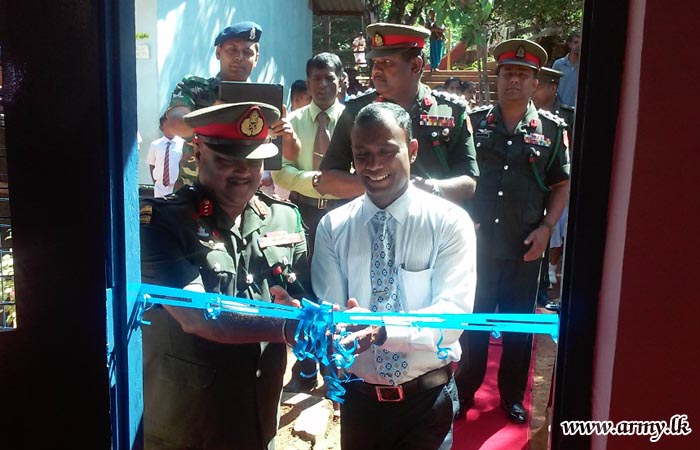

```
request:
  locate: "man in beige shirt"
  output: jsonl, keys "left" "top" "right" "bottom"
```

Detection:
{"left": 272, "top": 52, "right": 347, "bottom": 257}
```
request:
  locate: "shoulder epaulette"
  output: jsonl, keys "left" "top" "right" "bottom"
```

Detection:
{"left": 538, "top": 109, "right": 567, "bottom": 127}
{"left": 430, "top": 89, "right": 468, "bottom": 109}
{"left": 560, "top": 103, "right": 575, "bottom": 112}
{"left": 346, "top": 88, "right": 376, "bottom": 103}
{"left": 255, "top": 190, "right": 299, "bottom": 209}
{"left": 469, "top": 104, "right": 493, "bottom": 116}
{"left": 255, "top": 191, "right": 303, "bottom": 232}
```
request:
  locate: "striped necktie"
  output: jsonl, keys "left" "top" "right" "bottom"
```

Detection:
{"left": 163, "top": 140, "right": 171, "bottom": 187}
{"left": 313, "top": 111, "right": 330, "bottom": 170}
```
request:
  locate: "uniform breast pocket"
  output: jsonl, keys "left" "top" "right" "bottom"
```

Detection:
{"left": 398, "top": 266, "right": 432, "bottom": 310}
{"left": 525, "top": 144, "right": 553, "bottom": 173}
{"left": 474, "top": 135, "right": 495, "bottom": 159}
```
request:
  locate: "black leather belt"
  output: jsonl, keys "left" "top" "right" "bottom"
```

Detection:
{"left": 348, "top": 365, "right": 453, "bottom": 402}
{"left": 289, "top": 191, "right": 343, "bottom": 210}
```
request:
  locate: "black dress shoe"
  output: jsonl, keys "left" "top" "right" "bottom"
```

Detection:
{"left": 455, "top": 397, "right": 474, "bottom": 420}
{"left": 283, "top": 375, "right": 318, "bottom": 393}
{"left": 501, "top": 400, "right": 527, "bottom": 424}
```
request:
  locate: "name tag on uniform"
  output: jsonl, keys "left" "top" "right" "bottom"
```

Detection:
{"left": 258, "top": 230, "right": 305, "bottom": 249}
{"left": 419, "top": 114, "right": 455, "bottom": 127}
{"left": 523, "top": 133, "right": 552, "bottom": 147}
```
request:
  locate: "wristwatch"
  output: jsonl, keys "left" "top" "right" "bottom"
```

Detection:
{"left": 312, "top": 171, "right": 322, "bottom": 188}
{"left": 431, "top": 182, "right": 442, "bottom": 197}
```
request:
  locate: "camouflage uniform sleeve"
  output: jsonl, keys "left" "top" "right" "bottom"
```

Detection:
{"left": 167, "top": 76, "right": 202, "bottom": 112}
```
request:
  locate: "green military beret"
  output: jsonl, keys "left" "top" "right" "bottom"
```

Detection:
{"left": 537, "top": 67, "right": 565, "bottom": 84}
{"left": 365, "top": 23, "right": 430, "bottom": 59}
{"left": 184, "top": 102, "right": 280, "bottom": 159}
{"left": 492, "top": 39, "right": 548, "bottom": 71}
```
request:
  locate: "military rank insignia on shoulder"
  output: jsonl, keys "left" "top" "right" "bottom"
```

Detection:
{"left": 561, "top": 103, "right": 575, "bottom": 112}
{"left": 347, "top": 88, "right": 376, "bottom": 102}
{"left": 346, "top": 88, "right": 376, "bottom": 102}
{"left": 538, "top": 109, "right": 567, "bottom": 127}
{"left": 431, "top": 90, "right": 468, "bottom": 108}
{"left": 469, "top": 104, "right": 492, "bottom": 116}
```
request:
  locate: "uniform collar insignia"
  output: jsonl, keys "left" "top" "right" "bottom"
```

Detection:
{"left": 199, "top": 199, "right": 213, "bottom": 216}
{"left": 251, "top": 195, "right": 269, "bottom": 217}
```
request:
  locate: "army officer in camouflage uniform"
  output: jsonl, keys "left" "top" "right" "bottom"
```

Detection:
{"left": 316, "top": 23, "right": 478, "bottom": 205}
{"left": 165, "top": 21, "right": 299, "bottom": 187}
{"left": 140, "top": 102, "right": 309, "bottom": 450}
{"left": 454, "top": 39, "right": 570, "bottom": 424}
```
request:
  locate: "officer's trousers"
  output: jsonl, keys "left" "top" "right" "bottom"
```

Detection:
{"left": 455, "top": 255, "right": 541, "bottom": 404}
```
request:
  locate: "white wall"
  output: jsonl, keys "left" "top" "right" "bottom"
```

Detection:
{"left": 135, "top": 0, "right": 313, "bottom": 184}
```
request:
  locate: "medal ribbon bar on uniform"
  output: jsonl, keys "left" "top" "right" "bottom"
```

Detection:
{"left": 419, "top": 114, "right": 455, "bottom": 127}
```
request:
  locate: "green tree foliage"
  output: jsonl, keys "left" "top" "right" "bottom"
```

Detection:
{"left": 491, "top": 0, "right": 584, "bottom": 39}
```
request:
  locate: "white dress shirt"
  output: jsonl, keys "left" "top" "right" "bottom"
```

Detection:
{"left": 146, "top": 135, "right": 184, "bottom": 197}
{"left": 312, "top": 185, "right": 477, "bottom": 385}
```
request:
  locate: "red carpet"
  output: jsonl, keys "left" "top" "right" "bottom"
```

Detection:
{"left": 452, "top": 335, "right": 536, "bottom": 450}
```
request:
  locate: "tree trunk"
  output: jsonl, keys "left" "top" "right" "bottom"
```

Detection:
{"left": 478, "top": 43, "right": 491, "bottom": 105}
{"left": 364, "top": 0, "right": 382, "bottom": 24}
{"left": 407, "top": 0, "right": 430, "bottom": 26}
{"left": 387, "top": 0, "right": 410, "bottom": 23}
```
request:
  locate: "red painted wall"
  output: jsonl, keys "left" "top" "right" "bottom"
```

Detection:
{"left": 596, "top": 1, "right": 700, "bottom": 448}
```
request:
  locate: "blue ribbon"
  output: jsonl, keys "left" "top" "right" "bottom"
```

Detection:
{"left": 138, "top": 283, "right": 559, "bottom": 402}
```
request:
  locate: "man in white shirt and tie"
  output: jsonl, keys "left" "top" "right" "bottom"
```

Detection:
{"left": 312, "top": 102, "right": 477, "bottom": 450}
{"left": 147, "top": 115, "right": 184, "bottom": 198}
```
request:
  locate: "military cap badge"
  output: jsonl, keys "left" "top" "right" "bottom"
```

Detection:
{"left": 240, "top": 108, "right": 265, "bottom": 137}
{"left": 374, "top": 33, "right": 384, "bottom": 47}
{"left": 516, "top": 45, "right": 526, "bottom": 58}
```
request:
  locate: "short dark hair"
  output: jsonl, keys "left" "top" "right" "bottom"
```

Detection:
{"left": 306, "top": 52, "right": 344, "bottom": 78}
{"left": 568, "top": 30, "right": 582, "bottom": 42}
{"left": 398, "top": 48, "right": 426, "bottom": 72}
{"left": 290, "top": 79, "right": 308, "bottom": 97}
{"left": 460, "top": 81, "right": 476, "bottom": 92}
{"left": 354, "top": 102, "right": 413, "bottom": 143}
{"left": 444, "top": 76, "right": 462, "bottom": 88}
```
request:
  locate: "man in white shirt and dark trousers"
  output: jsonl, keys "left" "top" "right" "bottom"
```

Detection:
{"left": 146, "top": 115, "right": 184, "bottom": 198}
{"left": 312, "top": 102, "right": 477, "bottom": 450}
